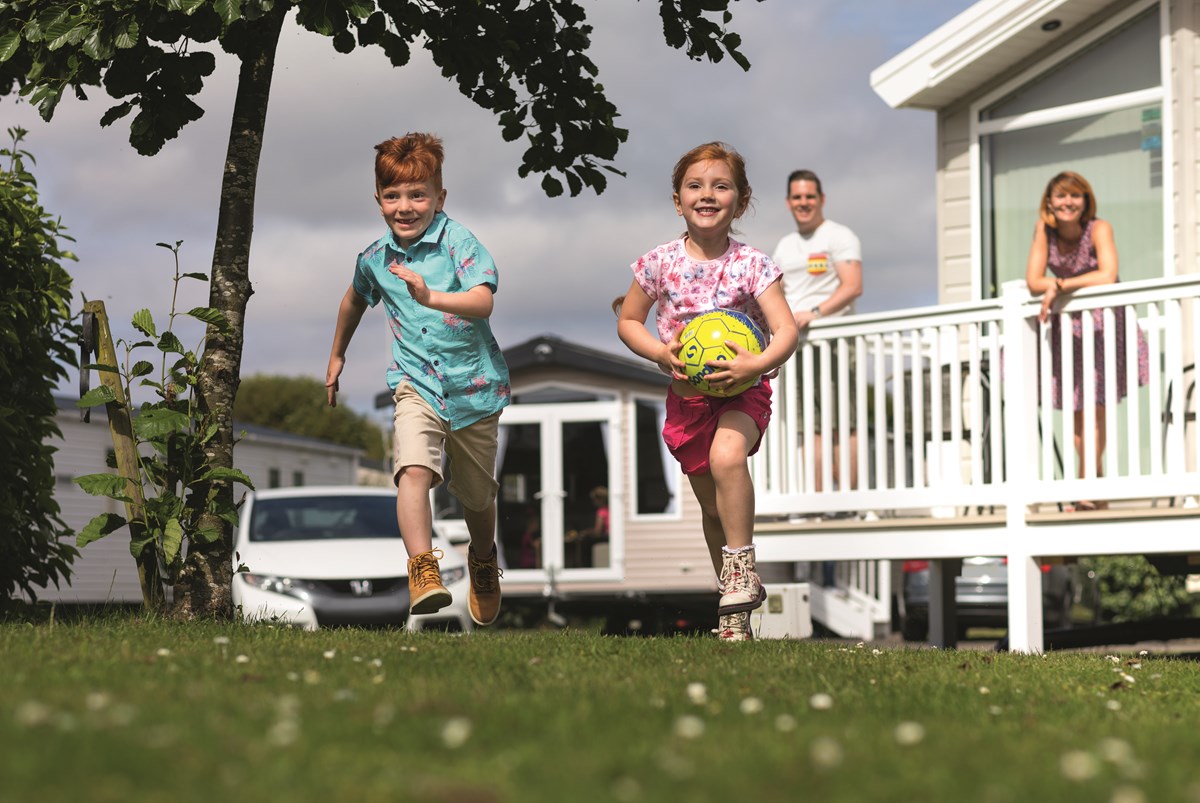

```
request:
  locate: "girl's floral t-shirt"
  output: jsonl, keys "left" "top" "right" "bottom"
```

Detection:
{"left": 631, "top": 237, "right": 782, "bottom": 343}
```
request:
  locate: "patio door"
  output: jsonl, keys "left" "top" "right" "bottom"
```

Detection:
{"left": 495, "top": 402, "right": 621, "bottom": 582}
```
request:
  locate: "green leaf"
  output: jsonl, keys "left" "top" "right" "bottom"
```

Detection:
{"left": 197, "top": 466, "right": 255, "bottom": 488}
{"left": 129, "top": 530, "right": 155, "bottom": 559}
{"left": 180, "top": 272, "right": 209, "bottom": 281}
{"left": 191, "top": 524, "right": 222, "bottom": 544}
{"left": 186, "top": 306, "right": 226, "bottom": 328}
{"left": 81, "top": 362, "right": 120, "bottom": 374}
{"left": 541, "top": 174, "right": 564, "bottom": 198}
{"left": 213, "top": 0, "right": 241, "bottom": 25}
{"left": 74, "top": 473, "right": 134, "bottom": 501}
{"left": 131, "top": 308, "right": 157, "bottom": 337}
{"left": 77, "top": 512, "right": 127, "bottom": 547}
{"left": 157, "top": 331, "right": 185, "bottom": 354}
{"left": 162, "top": 518, "right": 184, "bottom": 565}
{"left": 0, "top": 29, "right": 22, "bottom": 63}
{"left": 132, "top": 407, "right": 190, "bottom": 439}
{"left": 130, "top": 360, "right": 155, "bottom": 378}
{"left": 77, "top": 384, "right": 117, "bottom": 407}
{"left": 114, "top": 19, "right": 139, "bottom": 49}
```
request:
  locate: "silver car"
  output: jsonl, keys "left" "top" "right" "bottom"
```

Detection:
{"left": 232, "top": 486, "right": 473, "bottom": 631}
{"left": 899, "top": 556, "right": 1076, "bottom": 641}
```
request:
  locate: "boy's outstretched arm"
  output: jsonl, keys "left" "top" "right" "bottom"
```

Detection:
{"left": 327, "top": 286, "right": 369, "bottom": 408}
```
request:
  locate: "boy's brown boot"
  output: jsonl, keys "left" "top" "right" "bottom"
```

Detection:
{"left": 467, "top": 545, "right": 503, "bottom": 626}
{"left": 407, "top": 548, "right": 452, "bottom": 615}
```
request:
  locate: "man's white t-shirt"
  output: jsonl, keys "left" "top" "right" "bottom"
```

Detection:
{"left": 771, "top": 219, "right": 862, "bottom": 318}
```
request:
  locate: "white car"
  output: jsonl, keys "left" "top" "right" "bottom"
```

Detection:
{"left": 232, "top": 486, "right": 473, "bottom": 631}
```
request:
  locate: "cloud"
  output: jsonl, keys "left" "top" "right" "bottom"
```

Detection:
{"left": 8, "top": 0, "right": 974, "bottom": 415}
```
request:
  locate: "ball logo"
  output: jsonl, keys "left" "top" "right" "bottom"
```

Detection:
{"left": 677, "top": 309, "right": 766, "bottom": 398}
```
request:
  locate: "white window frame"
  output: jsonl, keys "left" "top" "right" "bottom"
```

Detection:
{"left": 967, "top": 0, "right": 1173, "bottom": 301}
{"left": 497, "top": 399, "right": 624, "bottom": 584}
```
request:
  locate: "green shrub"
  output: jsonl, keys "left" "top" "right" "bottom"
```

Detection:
{"left": 1081, "top": 555, "right": 1200, "bottom": 622}
{"left": 0, "top": 127, "right": 78, "bottom": 608}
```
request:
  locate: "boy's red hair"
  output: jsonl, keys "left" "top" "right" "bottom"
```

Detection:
{"left": 374, "top": 132, "right": 444, "bottom": 189}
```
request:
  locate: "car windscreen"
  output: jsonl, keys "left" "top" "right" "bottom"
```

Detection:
{"left": 249, "top": 496, "right": 400, "bottom": 542}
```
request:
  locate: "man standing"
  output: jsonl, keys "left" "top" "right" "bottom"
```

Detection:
{"left": 772, "top": 169, "right": 863, "bottom": 493}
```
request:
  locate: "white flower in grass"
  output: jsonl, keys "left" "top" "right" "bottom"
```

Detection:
{"left": 1106, "top": 655, "right": 1120, "bottom": 664}
{"left": 276, "top": 695, "right": 300, "bottom": 719}
{"left": 894, "top": 721, "right": 925, "bottom": 746}
{"left": 1059, "top": 750, "right": 1100, "bottom": 782}
{"left": 212, "top": 636, "right": 230, "bottom": 646}
{"left": 370, "top": 658, "right": 383, "bottom": 668}
{"left": 156, "top": 648, "right": 171, "bottom": 657}
{"left": 988, "top": 705, "right": 1003, "bottom": 716}
{"left": 372, "top": 674, "right": 386, "bottom": 685}
{"left": 302, "top": 669, "right": 321, "bottom": 685}
{"left": 611, "top": 776, "right": 642, "bottom": 803}
{"left": 739, "top": 697, "right": 764, "bottom": 715}
{"left": 978, "top": 686, "right": 990, "bottom": 695}
{"left": 1138, "top": 650, "right": 1149, "bottom": 657}
{"left": 323, "top": 650, "right": 336, "bottom": 660}
{"left": 109, "top": 704, "right": 136, "bottom": 727}
{"left": 1106, "top": 699, "right": 1122, "bottom": 712}
{"left": 810, "top": 737, "right": 843, "bottom": 769}
{"left": 14, "top": 701, "right": 51, "bottom": 727}
{"left": 872, "top": 649, "right": 882, "bottom": 656}
{"left": 441, "top": 717, "right": 472, "bottom": 749}
{"left": 1098, "top": 738, "right": 1133, "bottom": 765}
{"left": 1120, "top": 673, "right": 1136, "bottom": 685}
{"left": 655, "top": 748, "right": 695, "bottom": 779}
{"left": 372, "top": 702, "right": 395, "bottom": 732}
{"left": 686, "top": 683, "right": 707, "bottom": 705}
{"left": 809, "top": 693, "right": 833, "bottom": 711}
{"left": 774, "top": 714, "right": 797, "bottom": 732}
{"left": 268, "top": 719, "right": 299, "bottom": 747}
{"left": 235, "top": 654, "right": 250, "bottom": 664}
{"left": 674, "top": 715, "right": 705, "bottom": 740}
{"left": 1109, "top": 785, "right": 1147, "bottom": 803}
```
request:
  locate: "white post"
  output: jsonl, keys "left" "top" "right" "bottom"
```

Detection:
{"left": 1001, "top": 281, "right": 1043, "bottom": 653}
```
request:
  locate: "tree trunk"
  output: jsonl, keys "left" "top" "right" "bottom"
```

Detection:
{"left": 171, "top": 8, "right": 286, "bottom": 619}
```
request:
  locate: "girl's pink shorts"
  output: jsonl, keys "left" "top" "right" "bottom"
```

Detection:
{"left": 662, "top": 381, "right": 772, "bottom": 476}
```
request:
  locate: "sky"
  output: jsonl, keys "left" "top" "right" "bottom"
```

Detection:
{"left": 6, "top": 0, "right": 976, "bottom": 418}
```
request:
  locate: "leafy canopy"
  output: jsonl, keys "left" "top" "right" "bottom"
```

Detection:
{"left": 0, "top": 0, "right": 758, "bottom": 197}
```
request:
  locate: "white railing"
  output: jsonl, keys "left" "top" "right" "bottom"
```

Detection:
{"left": 755, "top": 275, "right": 1199, "bottom": 510}
{"left": 752, "top": 275, "right": 1200, "bottom": 650}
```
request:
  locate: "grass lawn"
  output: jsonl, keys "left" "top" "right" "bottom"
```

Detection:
{"left": 3, "top": 613, "right": 1199, "bottom": 803}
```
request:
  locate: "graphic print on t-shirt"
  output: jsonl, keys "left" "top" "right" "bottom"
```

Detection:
{"left": 806, "top": 252, "right": 829, "bottom": 275}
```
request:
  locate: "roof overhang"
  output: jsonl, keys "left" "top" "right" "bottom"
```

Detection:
{"left": 870, "top": 0, "right": 1117, "bottom": 110}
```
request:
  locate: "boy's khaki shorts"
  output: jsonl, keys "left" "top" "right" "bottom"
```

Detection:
{"left": 391, "top": 383, "right": 501, "bottom": 512}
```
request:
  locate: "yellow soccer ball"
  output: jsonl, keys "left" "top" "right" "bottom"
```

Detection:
{"left": 677, "top": 309, "right": 766, "bottom": 397}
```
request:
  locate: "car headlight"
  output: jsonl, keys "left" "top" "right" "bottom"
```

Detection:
{"left": 441, "top": 566, "right": 466, "bottom": 585}
{"left": 240, "top": 573, "right": 315, "bottom": 602}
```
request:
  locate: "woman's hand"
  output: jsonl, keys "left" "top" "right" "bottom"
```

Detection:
{"left": 1039, "top": 282, "right": 1058, "bottom": 323}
